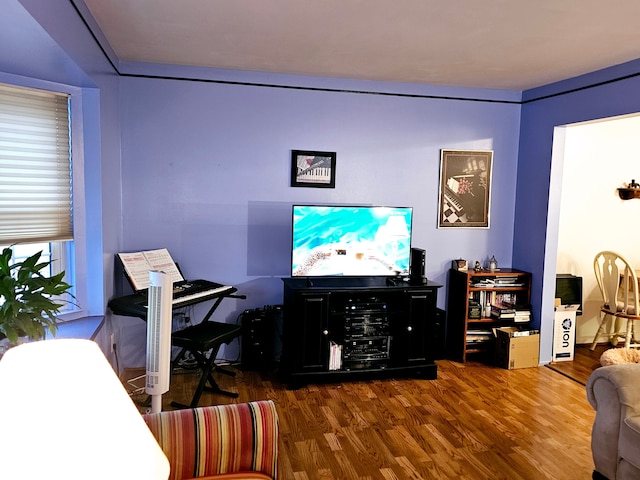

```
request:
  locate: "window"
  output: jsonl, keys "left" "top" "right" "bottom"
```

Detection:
{"left": 0, "top": 82, "right": 75, "bottom": 314}
{"left": 0, "top": 83, "right": 72, "bottom": 244}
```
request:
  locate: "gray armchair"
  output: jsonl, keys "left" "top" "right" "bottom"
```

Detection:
{"left": 586, "top": 363, "right": 640, "bottom": 480}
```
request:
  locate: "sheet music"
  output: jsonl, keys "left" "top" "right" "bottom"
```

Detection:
{"left": 118, "top": 248, "right": 184, "bottom": 291}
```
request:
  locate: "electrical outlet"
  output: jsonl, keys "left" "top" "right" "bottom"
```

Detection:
{"left": 110, "top": 333, "right": 115, "bottom": 353}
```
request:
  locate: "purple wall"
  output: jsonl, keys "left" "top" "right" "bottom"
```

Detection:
{"left": 119, "top": 74, "right": 522, "bottom": 321}
{"left": 7, "top": 0, "right": 521, "bottom": 367}
{"left": 516, "top": 59, "right": 640, "bottom": 361}
{"left": 9, "top": 0, "right": 640, "bottom": 365}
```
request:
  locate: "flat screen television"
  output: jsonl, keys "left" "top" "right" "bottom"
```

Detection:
{"left": 291, "top": 205, "right": 413, "bottom": 277}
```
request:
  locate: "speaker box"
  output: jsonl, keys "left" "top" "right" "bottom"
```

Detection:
{"left": 410, "top": 247, "right": 427, "bottom": 284}
{"left": 555, "top": 274, "right": 583, "bottom": 315}
{"left": 241, "top": 305, "right": 282, "bottom": 370}
{"left": 434, "top": 308, "right": 447, "bottom": 360}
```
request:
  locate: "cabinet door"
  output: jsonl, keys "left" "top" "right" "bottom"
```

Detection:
{"left": 296, "top": 293, "right": 330, "bottom": 372}
{"left": 402, "top": 289, "right": 435, "bottom": 365}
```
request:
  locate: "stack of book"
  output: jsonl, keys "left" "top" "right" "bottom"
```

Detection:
{"left": 501, "top": 301, "right": 532, "bottom": 323}
{"left": 490, "top": 303, "right": 516, "bottom": 320}
{"left": 329, "top": 341, "right": 342, "bottom": 371}
{"left": 492, "top": 277, "right": 526, "bottom": 288}
{"left": 471, "top": 278, "right": 496, "bottom": 288}
{"left": 471, "top": 277, "right": 525, "bottom": 288}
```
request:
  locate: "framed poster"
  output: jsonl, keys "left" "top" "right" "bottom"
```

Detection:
{"left": 291, "top": 150, "right": 336, "bottom": 188}
{"left": 438, "top": 149, "right": 493, "bottom": 228}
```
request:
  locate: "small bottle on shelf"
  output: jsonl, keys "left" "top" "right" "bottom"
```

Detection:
{"left": 488, "top": 256, "right": 497, "bottom": 271}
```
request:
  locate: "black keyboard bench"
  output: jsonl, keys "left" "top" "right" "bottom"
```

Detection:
{"left": 170, "top": 321, "right": 243, "bottom": 409}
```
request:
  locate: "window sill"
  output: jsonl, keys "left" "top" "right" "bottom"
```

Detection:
{"left": 46, "top": 316, "right": 105, "bottom": 341}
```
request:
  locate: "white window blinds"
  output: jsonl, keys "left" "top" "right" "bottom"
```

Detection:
{"left": 0, "top": 83, "right": 72, "bottom": 244}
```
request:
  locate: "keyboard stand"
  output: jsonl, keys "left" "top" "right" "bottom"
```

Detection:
{"left": 170, "top": 293, "right": 246, "bottom": 409}
{"left": 170, "top": 320, "right": 243, "bottom": 409}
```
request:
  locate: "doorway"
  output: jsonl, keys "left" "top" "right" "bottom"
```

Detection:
{"left": 546, "top": 113, "right": 640, "bottom": 350}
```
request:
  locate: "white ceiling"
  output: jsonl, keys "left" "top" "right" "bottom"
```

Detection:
{"left": 81, "top": 0, "right": 640, "bottom": 91}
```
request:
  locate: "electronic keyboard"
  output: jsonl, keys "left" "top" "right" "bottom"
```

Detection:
{"left": 171, "top": 280, "right": 233, "bottom": 306}
{"left": 108, "top": 279, "right": 237, "bottom": 319}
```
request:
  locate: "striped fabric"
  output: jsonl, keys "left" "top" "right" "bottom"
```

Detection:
{"left": 143, "top": 400, "right": 279, "bottom": 480}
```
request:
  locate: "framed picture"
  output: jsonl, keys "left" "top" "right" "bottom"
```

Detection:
{"left": 438, "top": 149, "right": 493, "bottom": 228}
{"left": 291, "top": 150, "right": 336, "bottom": 188}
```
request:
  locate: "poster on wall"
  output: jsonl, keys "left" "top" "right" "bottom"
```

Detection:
{"left": 438, "top": 149, "right": 493, "bottom": 228}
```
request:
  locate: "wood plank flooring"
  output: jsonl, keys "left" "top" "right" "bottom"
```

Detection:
{"left": 545, "top": 344, "right": 607, "bottom": 385}
{"left": 124, "top": 350, "right": 601, "bottom": 480}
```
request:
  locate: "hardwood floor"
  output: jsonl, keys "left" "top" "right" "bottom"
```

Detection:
{"left": 545, "top": 344, "right": 608, "bottom": 385}
{"left": 124, "top": 348, "right": 603, "bottom": 480}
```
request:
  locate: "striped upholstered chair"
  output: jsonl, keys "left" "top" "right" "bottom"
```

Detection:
{"left": 143, "top": 400, "right": 279, "bottom": 480}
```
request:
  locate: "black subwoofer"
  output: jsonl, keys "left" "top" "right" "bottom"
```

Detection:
{"left": 241, "top": 305, "right": 282, "bottom": 370}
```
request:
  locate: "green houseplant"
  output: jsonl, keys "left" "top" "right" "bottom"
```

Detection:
{"left": 0, "top": 247, "right": 73, "bottom": 344}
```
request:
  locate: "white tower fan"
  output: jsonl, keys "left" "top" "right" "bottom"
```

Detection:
{"left": 145, "top": 270, "right": 172, "bottom": 413}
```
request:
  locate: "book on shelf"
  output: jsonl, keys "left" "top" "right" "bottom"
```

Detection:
{"left": 503, "top": 300, "right": 531, "bottom": 310}
{"left": 499, "top": 301, "right": 532, "bottom": 322}
{"left": 466, "top": 330, "right": 494, "bottom": 343}
{"left": 491, "top": 302, "right": 517, "bottom": 319}
{"left": 513, "top": 312, "right": 531, "bottom": 323}
{"left": 501, "top": 300, "right": 531, "bottom": 310}
{"left": 471, "top": 278, "right": 495, "bottom": 287}
{"left": 329, "top": 341, "right": 342, "bottom": 371}
{"left": 472, "top": 291, "right": 517, "bottom": 307}
{"left": 470, "top": 277, "right": 525, "bottom": 288}
{"left": 493, "top": 276, "right": 522, "bottom": 285}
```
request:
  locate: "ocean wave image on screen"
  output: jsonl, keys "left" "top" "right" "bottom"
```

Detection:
{"left": 292, "top": 206, "right": 411, "bottom": 277}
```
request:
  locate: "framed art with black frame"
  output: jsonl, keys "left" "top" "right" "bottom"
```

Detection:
{"left": 438, "top": 149, "right": 493, "bottom": 228}
{"left": 291, "top": 150, "right": 336, "bottom": 188}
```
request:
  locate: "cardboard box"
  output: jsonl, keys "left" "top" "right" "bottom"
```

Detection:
{"left": 553, "top": 304, "right": 579, "bottom": 362}
{"left": 494, "top": 326, "right": 540, "bottom": 369}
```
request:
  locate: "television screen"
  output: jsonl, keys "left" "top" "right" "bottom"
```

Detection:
{"left": 291, "top": 205, "right": 413, "bottom": 277}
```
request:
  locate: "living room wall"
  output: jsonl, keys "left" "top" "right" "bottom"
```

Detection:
{"left": 9, "top": 0, "right": 640, "bottom": 367}
{"left": 114, "top": 72, "right": 523, "bottom": 367}
{"left": 3, "top": 0, "right": 529, "bottom": 370}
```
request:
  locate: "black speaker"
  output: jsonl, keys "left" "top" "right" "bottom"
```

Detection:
{"left": 241, "top": 308, "right": 272, "bottom": 371}
{"left": 241, "top": 305, "right": 282, "bottom": 371}
{"left": 410, "top": 247, "right": 427, "bottom": 284}
{"left": 555, "top": 274, "right": 583, "bottom": 315}
{"left": 433, "top": 308, "right": 447, "bottom": 360}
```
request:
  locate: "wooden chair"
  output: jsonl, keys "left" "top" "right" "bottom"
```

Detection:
{"left": 590, "top": 251, "right": 640, "bottom": 350}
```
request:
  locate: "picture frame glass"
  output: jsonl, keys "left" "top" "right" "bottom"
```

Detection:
{"left": 438, "top": 149, "right": 493, "bottom": 228}
{"left": 291, "top": 150, "right": 336, "bottom": 188}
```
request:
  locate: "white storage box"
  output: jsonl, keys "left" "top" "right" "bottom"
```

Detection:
{"left": 553, "top": 304, "right": 580, "bottom": 362}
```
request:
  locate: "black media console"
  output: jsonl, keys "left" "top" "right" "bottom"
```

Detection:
{"left": 280, "top": 277, "right": 442, "bottom": 388}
